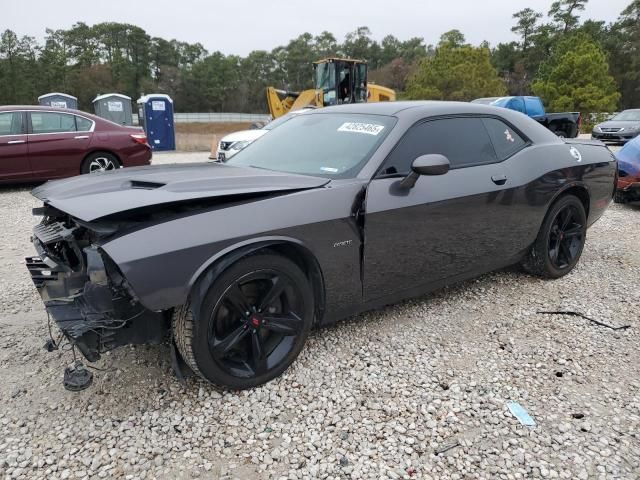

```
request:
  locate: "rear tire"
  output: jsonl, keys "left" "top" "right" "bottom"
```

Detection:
{"left": 555, "top": 130, "right": 567, "bottom": 139}
{"left": 521, "top": 195, "right": 587, "bottom": 278}
{"left": 81, "top": 152, "right": 120, "bottom": 174}
{"left": 173, "top": 253, "right": 314, "bottom": 389}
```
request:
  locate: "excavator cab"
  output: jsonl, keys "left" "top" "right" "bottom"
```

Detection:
{"left": 266, "top": 57, "right": 395, "bottom": 119}
{"left": 313, "top": 58, "right": 368, "bottom": 106}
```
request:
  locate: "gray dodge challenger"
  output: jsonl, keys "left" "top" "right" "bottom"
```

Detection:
{"left": 27, "top": 102, "right": 617, "bottom": 389}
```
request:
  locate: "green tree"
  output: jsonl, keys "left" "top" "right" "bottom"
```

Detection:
{"left": 512, "top": 8, "right": 543, "bottom": 52}
{"left": 0, "top": 30, "right": 39, "bottom": 104}
{"left": 531, "top": 33, "right": 620, "bottom": 115}
{"left": 608, "top": 0, "right": 640, "bottom": 108}
{"left": 438, "top": 30, "right": 467, "bottom": 48}
{"left": 405, "top": 43, "right": 506, "bottom": 101}
{"left": 549, "top": 0, "right": 589, "bottom": 34}
{"left": 313, "top": 31, "right": 338, "bottom": 59}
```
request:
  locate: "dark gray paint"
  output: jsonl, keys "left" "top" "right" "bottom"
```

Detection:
{"left": 32, "top": 102, "right": 617, "bottom": 324}
{"left": 32, "top": 162, "right": 329, "bottom": 221}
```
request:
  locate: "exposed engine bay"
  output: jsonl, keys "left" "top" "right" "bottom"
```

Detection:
{"left": 27, "top": 207, "right": 168, "bottom": 364}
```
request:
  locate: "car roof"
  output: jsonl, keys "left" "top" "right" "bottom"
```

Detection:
{"left": 317, "top": 100, "right": 514, "bottom": 118}
{"left": 0, "top": 105, "right": 93, "bottom": 116}
{"left": 314, "top": 100, "right": 560, "bottom": 146}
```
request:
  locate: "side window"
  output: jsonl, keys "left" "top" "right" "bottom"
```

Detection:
{"left": 75, "top": 116, "right": 93, "bottom": 131}
{"left": 482, "top": 118, "right": 528, "bottom": 160}
{"left": 524, "top": 97, "right": 545, "bottom": 117}
{"left": 509, "top": 98, "right": 526, "bottom": 113}
{"left": 381, "top": 117, "right": 498, "bottom": 174}
{"left": 31, "top": 112, "right": 77, "bottom": 134}
{"left": 0, "top": 112, "right": 23, "bottom": 135}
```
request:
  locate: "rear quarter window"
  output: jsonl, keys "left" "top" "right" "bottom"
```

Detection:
{"left": 482, "top": 118, "right": 528, "bottom": 160}
{"left": 75, "top": 116, "right": 93, "bottom": 131}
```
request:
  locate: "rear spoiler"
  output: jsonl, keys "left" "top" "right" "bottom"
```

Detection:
{"left": 564, "top": 138, "right": 606, "bottom": 147}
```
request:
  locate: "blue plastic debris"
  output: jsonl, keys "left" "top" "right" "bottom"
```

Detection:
{"left": 506, "top": 401, "right": 536, "bottom": 427}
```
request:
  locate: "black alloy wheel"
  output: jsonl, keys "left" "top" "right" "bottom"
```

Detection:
{"left": 547, "top": 204, "right": 585, "bottom": 270}
{"left": 521, "top": 195, "right": 587, "bottom": 278}
{"left": 209, "top": 269, "right": 305, "bottom": 378}
{"left": 173, "top": 254, "right": 314, "bottom": 389}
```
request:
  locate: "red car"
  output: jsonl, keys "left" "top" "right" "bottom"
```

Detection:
{"left": 0, "top": 106, "right": 152, "bottom": 184}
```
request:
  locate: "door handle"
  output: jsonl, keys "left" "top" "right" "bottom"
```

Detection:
{"left": 7, "top": 140, "right": 26, "bottom": 144}
{"left": 491, "top": 174, "right": 508, "bottom": 185}
{"left": 74, "top": 135, "right": 89, "bottom": 139}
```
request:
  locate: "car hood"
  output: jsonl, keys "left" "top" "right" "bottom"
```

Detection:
{"left": 597, "top": 120, "right": 640, "bottom": 129}
{"left": 32, "top": 162, "right": 330, "bottom": 222}
{"left": 220, "top": 129, "right": 267, "bottom": 143}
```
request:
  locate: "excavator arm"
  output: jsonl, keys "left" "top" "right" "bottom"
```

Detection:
{"left": 266, "top": 87, "right": 322, "bottom": 119}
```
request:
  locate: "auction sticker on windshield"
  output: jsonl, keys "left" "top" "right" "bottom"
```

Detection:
{"left": 338, "top": 122, "right": 385, "bottom": 135}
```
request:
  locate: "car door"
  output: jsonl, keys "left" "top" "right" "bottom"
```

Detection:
{"left": 0, "top": 111, "right": 31, "bottom": 182}
{"left": 27, "top": 111, "right": 92, "bottom": 180}
{"left": 363, "top": 116, "right": 527, "bottom": 303}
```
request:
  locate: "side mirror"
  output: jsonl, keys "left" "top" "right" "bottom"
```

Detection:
{"left": 400, "top": 154, "right": 450, "bottom": 189}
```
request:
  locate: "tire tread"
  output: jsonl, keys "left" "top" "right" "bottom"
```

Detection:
{"left": 172, "top": 303, "right": 204, "bottom": 378}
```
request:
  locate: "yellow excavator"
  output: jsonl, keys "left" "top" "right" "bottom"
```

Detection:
{"left": 266, "top": 57, "right": 396, "bottom": 119}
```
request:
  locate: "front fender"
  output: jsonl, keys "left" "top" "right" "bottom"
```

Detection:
{"left": 187, "top": 236, "right": 326, "bottom": 326}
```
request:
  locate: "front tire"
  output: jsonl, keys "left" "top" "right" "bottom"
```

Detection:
{"left": 522, "top": 195, "right": 587, "bottom": 278}
{"left": 173, "top": 253, "right": 314, "bottom": 389}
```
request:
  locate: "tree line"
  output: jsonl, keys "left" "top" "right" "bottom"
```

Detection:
{"left": 0, "top": 0, "right": 638, "bottom": 115}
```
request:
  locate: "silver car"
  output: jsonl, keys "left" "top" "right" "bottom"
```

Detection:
{"left": 592, "top": 109, "right": 640, "bottom": 143}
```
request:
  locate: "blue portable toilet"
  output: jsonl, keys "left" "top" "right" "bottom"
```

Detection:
{"left": 137, "top": 94, "right": 175, "bottom": 151}
{"left": 38, "top": 92, "right": 78, "bottom": 109}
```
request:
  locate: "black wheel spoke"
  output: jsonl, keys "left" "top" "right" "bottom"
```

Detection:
{"left": 263, "top": 313, "right": 303, "bottom": 335}
{"left": 251, "top": 332, "right": 267, "bottom": 375}
{"left": 564, "top": 225, "right": 583, "bottom": 238}
{"left": 547, "top": 204, "right": 585, "bottom": 271}
{"left": 560, "top": 209, "right": 573, "bottom": 230}
{"left": 225, "top": 283, "right": 252, "bottom": 318}
{"left": 559, "top": 241, "right": 573, "bottom": 265}
{"left": 211, "top": 325, "right": 249, "bottom": 358}
{"left": 258, "top": 276, "right": 285, "bottom": 311}
{"left": 207, "top": 264, "right": 308, "bottom": 381}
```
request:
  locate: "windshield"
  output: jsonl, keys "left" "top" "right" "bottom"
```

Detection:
{"left": 263, "top": 111, "right": 306, "bottom": 131}
{"left": 612, "top": 110, "right": 640, "bottom": 121}
{"left": 314, "top": 62, "right": 336, "bottom": 90}
{"left": 228, "top": 113, "right": 396, "bottom": 178}
{"left": 472, "top": 97, "right": 500, "bottom": 105}
{"left": 491, "top": 98, "right": 511, "bottom": 107}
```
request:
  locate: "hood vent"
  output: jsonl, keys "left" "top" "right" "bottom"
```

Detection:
{"left": 129, "top": 180, "right": 166, "bottom": 190}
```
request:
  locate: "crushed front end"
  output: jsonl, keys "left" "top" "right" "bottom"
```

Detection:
{"left": 26, "top": 206, "right": 169, "bottom": 362}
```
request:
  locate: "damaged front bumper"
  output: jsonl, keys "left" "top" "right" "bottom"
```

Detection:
{"left": 26, "top": 218, "right": 168, "bottom": 361}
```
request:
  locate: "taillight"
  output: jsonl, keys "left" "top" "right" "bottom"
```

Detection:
{"left": 130, "top": 133, "right": 147, "bottom": 145}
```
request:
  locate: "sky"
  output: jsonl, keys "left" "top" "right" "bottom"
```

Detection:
{"left": 2, "top": 0, "right": 632, "bottom": 55}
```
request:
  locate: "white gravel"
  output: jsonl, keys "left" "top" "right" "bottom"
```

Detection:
{"left": 0, "top": 161, "right": 639, "bottom": 479}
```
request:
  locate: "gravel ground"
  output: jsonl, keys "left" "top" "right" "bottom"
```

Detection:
{"left": 1, "top": 148, "right": 639, "bottom": 480}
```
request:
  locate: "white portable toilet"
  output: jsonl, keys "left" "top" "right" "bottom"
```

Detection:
{"left": 38, "top": 93, "right": 78, "bottom": 109}
{"left": 93, "top": 93, "right": 133, "bottom": 125}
